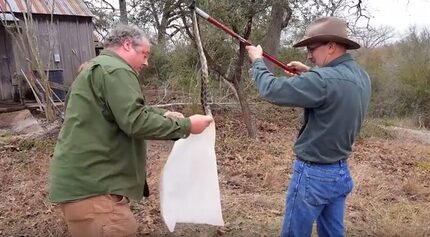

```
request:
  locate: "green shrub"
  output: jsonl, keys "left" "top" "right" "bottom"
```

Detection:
{"left": 358, "top": 27, "right": 430, "bottom": 127}
{"left": 358, "top": 120, "right": 396, "bottom": 140}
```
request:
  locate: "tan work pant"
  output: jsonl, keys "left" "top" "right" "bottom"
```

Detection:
{"left": 59, "top": 195, "right": 138, "bottom": 237}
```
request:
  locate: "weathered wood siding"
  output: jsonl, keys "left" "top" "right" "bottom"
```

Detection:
{"left": 2, "top": 14, "right": 95, "bottom": 100}
{"left": 0, "top": 24, "right": 14, "bottom": 100}
{"left": 55, "top": 16, "right": 95, "bottom": 86}
{"left": 27, "top": 15, "right": 95, "bottom": 86}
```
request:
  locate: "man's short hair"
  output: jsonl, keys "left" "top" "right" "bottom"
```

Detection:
{"left": 103, "top": 25, "right": 148, "bottom": 48}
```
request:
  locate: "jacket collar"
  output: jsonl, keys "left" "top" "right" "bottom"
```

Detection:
{"left": 100, "top": 49, "right": 137, "bottom": 75}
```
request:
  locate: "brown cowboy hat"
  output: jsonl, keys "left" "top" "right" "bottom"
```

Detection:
{"left": 293, "top": 17, "right": 360, "bottom": 50}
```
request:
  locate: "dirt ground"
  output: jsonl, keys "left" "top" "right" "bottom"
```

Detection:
{"left": 0, "top": 104, "right": 429, "bottom": 237}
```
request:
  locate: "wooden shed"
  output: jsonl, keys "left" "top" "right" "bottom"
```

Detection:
{"left": 0, "top": 0, "right": 95, "bottom": 101}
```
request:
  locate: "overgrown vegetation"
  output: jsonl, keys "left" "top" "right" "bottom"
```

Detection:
{"left": 84, "top": 1, "right": 430, "bottom": 130}
{"left": 358, "top": 120, "right": 396, "bottom": 140}
{"left": 357, "top": 27, "right": 430, "bottom": 128}
{"left": 140, "top": 24, "right": 430, "bottom": 130}
{"left": 83, "top": 0, "right": 381, "bottom": 137}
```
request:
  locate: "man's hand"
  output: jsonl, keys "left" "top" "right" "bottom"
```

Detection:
{"left": 189, "top": 115, "right": 213, "bottom": 134}
{"left": 245, "top": 45, "right": 263, "bottom": 63}
{"left": 285, "top": 61, "right": 310, "bottom": 76}
{"left": 164, "top": 111, "right": 185, "bottom": 118}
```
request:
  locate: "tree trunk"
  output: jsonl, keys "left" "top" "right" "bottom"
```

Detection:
{"left": 156, "top": 0, "right": 178, "bottom": 49}
{"left": 230, "top": 19, "right": 257, "bottom": 138}
{"left": 119, "top": 0, "right": 128, "bottom": 24}
{"left": 157, "top": 21, "right": 167, "bottom": 47}
{"left": 262, "top": 2, "right": 292, "bottom": 72}
{"left": 233, "top": 77, "right": 257, "bottom": 137}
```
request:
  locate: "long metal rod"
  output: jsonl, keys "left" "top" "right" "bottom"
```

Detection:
{"left": 192, "top": 5, "right": 296, "bottom": 73}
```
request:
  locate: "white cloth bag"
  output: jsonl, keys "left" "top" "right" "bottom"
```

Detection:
{"left": 160, "top": 122, "right": 224, "bottom": 232}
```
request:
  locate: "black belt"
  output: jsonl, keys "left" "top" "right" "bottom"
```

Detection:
{"left": 298, "top": 158, "right": 345, "bottom": 165}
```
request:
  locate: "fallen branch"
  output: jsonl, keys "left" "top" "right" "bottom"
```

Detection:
{"left": 152, "top": 102, "right": 261, "bottom": 108}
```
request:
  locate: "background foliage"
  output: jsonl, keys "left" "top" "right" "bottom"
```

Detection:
{"left": 86, "top": 0, "right": 430, "bottom": 128}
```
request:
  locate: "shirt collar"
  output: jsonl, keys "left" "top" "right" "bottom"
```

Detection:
{"left": 325, "top": 53, "right": 353, "bottom": 67}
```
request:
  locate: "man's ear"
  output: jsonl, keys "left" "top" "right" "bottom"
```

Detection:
{"left": 123, "top": 40, "right": 133, "bottom": 52}
{"left": 328, "top": 42, "right": 336, "bottom": 54}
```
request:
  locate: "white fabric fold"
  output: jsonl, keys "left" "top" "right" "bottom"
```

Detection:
{"left": 160, "top": 122, "right": 224, "bottom": 232}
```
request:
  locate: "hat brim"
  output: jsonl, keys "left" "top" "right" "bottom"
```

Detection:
{"left": 293, "top": 35, "right": 361, "bottom": 50}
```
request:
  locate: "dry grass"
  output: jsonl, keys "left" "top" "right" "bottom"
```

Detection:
{"left": 1, "top": 103, "right": 430, "bottom": 236}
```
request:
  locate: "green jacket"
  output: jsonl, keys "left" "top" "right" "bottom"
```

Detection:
{"left": 251, "top": 54, "right": 371, "bottom": 163}
{"left": 49, "top": 50, "right": 191, "bottom": 202}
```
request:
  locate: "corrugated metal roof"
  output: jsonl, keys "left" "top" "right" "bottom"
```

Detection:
{"left": 0, "top": 12, "right": 20, "bottom": 21}
{"left": 0, "top": 0, "right": 93, "bottom": 17}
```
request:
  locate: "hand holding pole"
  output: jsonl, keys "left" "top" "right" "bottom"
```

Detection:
{"left": 189, "top": 3, "right": 297, "bottom": 74}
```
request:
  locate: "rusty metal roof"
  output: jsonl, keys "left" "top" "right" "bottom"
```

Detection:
{"left": 0, "top": 0, "right": 93, "bottom": 17}
{"left": 0, "top": 12, "right": 19, "bottom": 21}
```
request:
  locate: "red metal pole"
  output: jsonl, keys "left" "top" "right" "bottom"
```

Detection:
{"left": 193, "top": 6, "right": 296, "bottom": 73}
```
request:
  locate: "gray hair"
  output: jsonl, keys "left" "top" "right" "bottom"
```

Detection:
{"left": 104, "top": 25, "right": 148, "bottom": 48}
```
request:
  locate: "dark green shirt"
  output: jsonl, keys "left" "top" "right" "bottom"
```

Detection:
{"left": 252, "top": 54, "right": 371, "bottom": 163}
{"left": 49, "top": 50, "right": 191, "bottom": 202}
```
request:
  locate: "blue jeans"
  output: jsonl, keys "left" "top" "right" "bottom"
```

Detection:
{"left": 281, "top": 159, "right": 353, "bottom": 237}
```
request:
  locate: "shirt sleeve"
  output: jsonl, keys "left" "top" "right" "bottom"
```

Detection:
{"left": 101, "top": 68, "right": 191, "bottom": 139}
{"left": 146, "top": 106, "right": 167, "bottom": 115}
{"left": 252, "top": 58, "right": 327, "bottom": 108}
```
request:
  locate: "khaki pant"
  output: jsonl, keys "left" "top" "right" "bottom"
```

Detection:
{"left": 59, "top": 195, "right": 138, "bottom": 237}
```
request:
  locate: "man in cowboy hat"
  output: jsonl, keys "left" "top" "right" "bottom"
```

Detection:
{"left": 246, "top": 17, "right": 371, "bottom": 236}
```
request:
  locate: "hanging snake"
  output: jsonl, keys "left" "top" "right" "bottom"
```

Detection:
{"left": 192, "top": 4, "right": 212, "bottom": 116}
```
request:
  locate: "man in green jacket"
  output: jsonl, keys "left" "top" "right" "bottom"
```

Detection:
{"left": 49, "top": 25, "right": 213, "bottom": 237}
{"left": 246, "top": 17, "right": 371, "bottom": 237}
